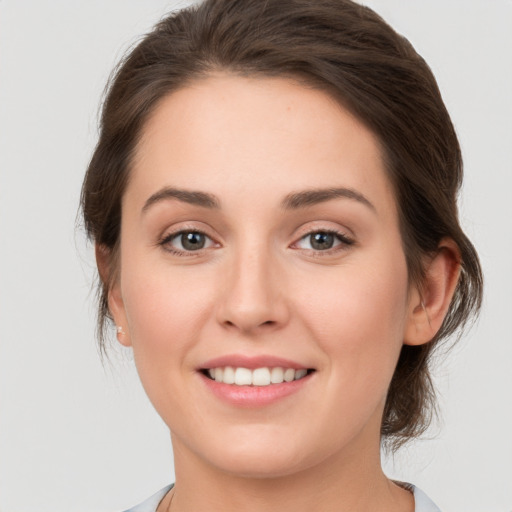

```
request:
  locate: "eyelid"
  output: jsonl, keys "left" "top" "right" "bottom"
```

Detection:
{"left": 290, "top": 226, "right": 355, "bottom": 253}
{"left": 157, "top": 223, "right": 220, "bottom": 256}
{"left": 156, "top": 222, "right": 355, "bottom": 256}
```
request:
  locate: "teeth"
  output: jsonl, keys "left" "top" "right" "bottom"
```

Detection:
{"left": 252, "top": 368, "right": 271, "bottom": 386}
{"left": 223, "top": 366, "right": 235, "bottom": 384}
{"left": 234, "top": 367, "right": 252, "bottom": 385}
{"left": 204, "top": 366, "right": 310, "bottom": 386}
{"left": 284, "top": 368, "right": 295, "bottom": 382}
{"left": 295, "top": 369, "right": 307, "bottom": 380}
{"left": 270, "top": 367, "right": 284, "bottom": 384}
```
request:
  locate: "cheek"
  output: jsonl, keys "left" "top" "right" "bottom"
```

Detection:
{"left": 296, "top": 251, "right": 410, "bottom": 384}
{"left": 118, "top": 257, "right": 221, "bottom": 422}
{"left": 120, "top": 258, "right": 215, "bottom": 363}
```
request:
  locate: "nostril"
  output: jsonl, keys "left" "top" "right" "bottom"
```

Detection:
{"left": 222, "top": 318, "right": 277, "bottom": 330}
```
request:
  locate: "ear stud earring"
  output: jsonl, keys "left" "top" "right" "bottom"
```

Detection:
{"left": 117, "top": 326, "right": 126, "bottom": 336}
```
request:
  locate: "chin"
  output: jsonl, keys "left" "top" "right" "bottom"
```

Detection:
{"left": 211, "top": 450, "right": 311, "bottom": 480}
{"left": 194, "top": 431, "right": 326, "bottom": 480}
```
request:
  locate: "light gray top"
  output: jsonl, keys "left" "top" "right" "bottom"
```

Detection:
{"left": 123, "top": 483, "right": 441, "bottom": 512}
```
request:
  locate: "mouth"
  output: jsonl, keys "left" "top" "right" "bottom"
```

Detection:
{"left": 200, "top": 366, "right": 315, "bottom": 386}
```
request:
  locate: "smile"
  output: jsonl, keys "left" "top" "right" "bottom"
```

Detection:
{"left": 203, "top": 366, "right": 312, "bottom": 386}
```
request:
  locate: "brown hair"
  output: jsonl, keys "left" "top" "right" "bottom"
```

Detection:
{"left": 81, "top": 0, "right": 483, "bottom": 448}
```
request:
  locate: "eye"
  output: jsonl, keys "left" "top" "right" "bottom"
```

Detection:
{"left": 160, "top": 230, "right": 216, "bottom": 254}
{"left": 294, "top": 230, "right": 354, "bottom": 252}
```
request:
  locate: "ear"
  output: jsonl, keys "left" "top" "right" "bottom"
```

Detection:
{"left": 95, "top": 243, "right": 131, "bottom": 347}
{"left": 404, "top": 238, "right": 461, "bottom": 346}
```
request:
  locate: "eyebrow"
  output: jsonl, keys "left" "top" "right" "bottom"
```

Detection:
{"left": 142, "top": 187, "right": 220, "bottom": 213}
{"left": 141, "top": 186, "right": 375, "bottom": 214}
{"left": 281, "top": 187, "right": 376, "bottom": 212}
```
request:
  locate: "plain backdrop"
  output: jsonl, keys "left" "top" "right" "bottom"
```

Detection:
{"left": 0, "top": 1, "right": 511, "bottom": 511}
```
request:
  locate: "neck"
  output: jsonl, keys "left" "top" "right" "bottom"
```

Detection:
{"left": 166, "top": 432, "right": 413, "bottom": 512}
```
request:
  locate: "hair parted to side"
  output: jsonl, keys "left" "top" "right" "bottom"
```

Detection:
{"left": 81, "top": 0, "right": 483, "bottom": 449}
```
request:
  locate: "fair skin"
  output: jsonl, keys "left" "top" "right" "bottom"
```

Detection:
{"left": 99, "top": 74, "right": 460, "bottom": 512}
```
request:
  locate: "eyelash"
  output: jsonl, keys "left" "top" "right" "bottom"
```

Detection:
{"left": 158, "top": 228, "right": 355, "bottom": 257}
{"left": 293, "top": 229, "right": 355, "bottom": 255}
{"left": 158, "top": 229, "right": 216, "bottom": 257}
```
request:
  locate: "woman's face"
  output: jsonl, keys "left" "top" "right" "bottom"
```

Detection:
{"left": 112, "top": 74, "right": 418, "bottom": 477}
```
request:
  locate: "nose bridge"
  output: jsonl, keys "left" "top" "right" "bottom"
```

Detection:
{"left": 217, "top": 237, "right": 287, "bottom": 333}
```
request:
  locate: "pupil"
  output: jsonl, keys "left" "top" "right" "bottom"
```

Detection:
{"left": 182, "top": 232, "right": 205, "bottom": 250}
{"left": 311, "top": 232, "right": 334, "bottom": 250}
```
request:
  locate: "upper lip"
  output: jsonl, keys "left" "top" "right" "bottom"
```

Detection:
{"left": 200, "top": 354, "right": 312, "bottom": 370}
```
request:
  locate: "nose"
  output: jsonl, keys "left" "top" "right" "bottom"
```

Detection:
{"left": 216, "top": 244, "right": 290, "bottom": 335}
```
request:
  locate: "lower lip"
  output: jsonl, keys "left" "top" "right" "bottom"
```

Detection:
{"left": 200, "top": 373, "right": 313, "bottom": 407}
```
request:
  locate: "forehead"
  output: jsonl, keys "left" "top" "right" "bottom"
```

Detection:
{"left": 129, "top": 74, "right": 396, "bottom": 216}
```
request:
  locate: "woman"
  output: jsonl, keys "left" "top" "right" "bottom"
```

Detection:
{"left": 81, "top": 0, "right": 482, "bottom": 510}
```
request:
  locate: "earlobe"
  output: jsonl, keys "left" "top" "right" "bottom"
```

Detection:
{"left": 95, "top": 243, "right": 132, "bottom": 347}
{"left": 108, "top": 283, "right": 132, "bottom": 347}
{"left": 404, "top": 238, "right": 461, "bottom": 346}
{"left": 115, "top": 324, "right": 130, "bottom": 347}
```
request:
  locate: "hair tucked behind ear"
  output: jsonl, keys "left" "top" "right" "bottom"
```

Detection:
{"left": 81, "top": 0, "right": 483, "bottom": 448}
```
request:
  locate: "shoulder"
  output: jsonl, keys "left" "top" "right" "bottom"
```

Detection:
{"left": 411, "top": 485, "right": 442, "bottom": 512}
{"left": 122, "top": 485, "right": 173, "bottom": 512}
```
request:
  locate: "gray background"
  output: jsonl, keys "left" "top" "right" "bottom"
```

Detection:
{"left": 1, "top": 1, "right": 511, "bottom": 511}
